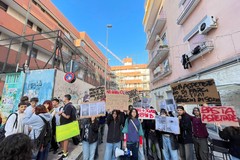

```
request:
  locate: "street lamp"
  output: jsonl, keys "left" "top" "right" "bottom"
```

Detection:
{"left": 104, "top": 24, "right": 112, "bottom": 89}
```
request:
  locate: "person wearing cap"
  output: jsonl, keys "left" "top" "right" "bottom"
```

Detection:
{"left": 5, "top": 102, "right": 28, "bottom": 137}
{"left": 190, "top": 107, "right": 209, "bottom": 160}
{"left": 177, "top": 106, "right": 194, "bottom": 160}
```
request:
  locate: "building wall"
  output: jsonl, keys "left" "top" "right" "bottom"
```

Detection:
{"left": 143, "top": 0, "right": 240, "bottom": 115}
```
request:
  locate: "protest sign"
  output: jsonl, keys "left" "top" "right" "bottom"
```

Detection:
{"left": 125, "top": 89, "right": 138, "bottom": 99}
{"left": 80, "top": 101, "right": 106, "bottom": 118}
{"left": 158, "top": 99, "right": 176, "bottom": 111}
{"left": 170, "top": 79, "right": 221, "bottom": 104}
{"left": 141, "top": 97, "right": 151, "bottom": 108}
{"left": 200, "top": 106, "right": 239, "bottom": 126}
{"left": 135, "top": 108, "right": 156, "bottom": 119}
{"left": 155, "top": 116, "right": 180, "bottom": 134}
{"left": 56, "top": 121, "right": 80, "bottom": 142}
{"left": 106, "top": 94, "right": 129, "bottom": 110}
{"left": 106, "top": 90, "right": 125, "bottom": 94}
{"left": 89, "top": 86, "right": 105, "bottom": 101}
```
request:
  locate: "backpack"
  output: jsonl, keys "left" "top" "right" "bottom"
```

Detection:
{"left": 36, "top": 115, "right": 52, "bottom": 148}
{"left": 0, "top": 113, "right": 18, "bottom": 143}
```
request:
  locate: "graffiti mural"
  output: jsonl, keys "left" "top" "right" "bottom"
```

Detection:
{"left": 0, "top": 73, "right": 24, "bottom": 118}
{"left": 23, "top": 69, "right": 55, "bottom": 104}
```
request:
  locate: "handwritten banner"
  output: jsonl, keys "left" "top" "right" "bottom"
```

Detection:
{"left": 200, "top": 106, "right": 239, "bottom": 126}
{"left": 106, "top": 90, "right": 125, "bottom": 94}
{"left": 155, "top": 116, "right": 180, "bottom": 134}
{"left": 80, "top": 101, "right": 106, "bottom": 118}
{"left": 170, "top": 79, "right": 221, "bottom": 104}
{"left": 135, "top": 108, "right": 156, "bottom": 119}
{"left": 89, "top": 86, "right": 105, "bottom": 101}
{"left": 106, "top": 94, "right": 129, "bottom": 110}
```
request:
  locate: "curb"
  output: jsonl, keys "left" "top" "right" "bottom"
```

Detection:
{"left": 68, "top": 145, "right": 83, "bottom": 160}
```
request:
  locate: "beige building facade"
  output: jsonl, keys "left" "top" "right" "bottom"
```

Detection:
{"left": 143, "top": 0, "right": 240, "bottom": 114}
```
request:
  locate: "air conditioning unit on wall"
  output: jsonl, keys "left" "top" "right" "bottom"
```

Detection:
{"left": 198, "top": 16, "right": 217, "bottom": 34}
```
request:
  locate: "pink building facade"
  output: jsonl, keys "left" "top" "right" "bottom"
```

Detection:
{"left": 143, "top": 0, "right": 240, "bottom": 115}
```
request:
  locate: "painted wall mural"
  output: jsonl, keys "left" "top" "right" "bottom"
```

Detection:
{"left": 23, "top": 69, "right": 55, "bottom": 104}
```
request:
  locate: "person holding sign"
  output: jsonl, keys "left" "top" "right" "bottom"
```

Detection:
{"left": 159, "top": 109, "right": 178, "bottom": 160}
{"left": 104, "top": 110, "right": 125, "bottom": 160}
{"left": 122, "top": 108, "right": 144, "bottom": 160}
{"left": 81, "top": 117, "right": 99, "bottom": 160}
{"left": 177, "top": 106, "right": 194, "bottom": 160}
{"left": 190, "top": 107, "right": 209, "bottom": 160}
{"left": 217, "top": 120, "right": 240, "bottom": 160}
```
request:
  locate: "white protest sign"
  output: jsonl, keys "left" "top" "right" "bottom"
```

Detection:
{"left": 155, "top": 115, "right": 180, "bottom": 134}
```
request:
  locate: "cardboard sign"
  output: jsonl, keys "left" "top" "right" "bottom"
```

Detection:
{"left": 89, "top": 86, "right": 105, "bottom": 101}
{"left": 155, "top": 116, "right": 180, "bottom": 134}
{"left": 135, "top": 108, "right": 156, "bottom": 119}
{"left": 125, "top": 89, "right": 138, "bottom": 99}
{"left": 106, "top": 90, "right": 125, "bottom": 94}
{"left": 106, "top": 94, "right": 129, "bottom": 110}
{"left": 80, "top": 101, "right": 106, "bottom": 118}
{"left": 201, "top": 106, "right": 239, "bottom": 126}
{"left": 170, "top": 79, "right": 221, "bottom": 104}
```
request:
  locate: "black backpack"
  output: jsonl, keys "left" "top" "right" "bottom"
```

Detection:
{"left": 37, "top": 115, "right": 52, "bottom": 148}
{"left": 0, "top": 113, "right": 18, "bottom": 143}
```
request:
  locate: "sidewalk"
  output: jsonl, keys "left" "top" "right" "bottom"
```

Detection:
{"left": 48, "top": 140, "right": 83, "bottom": 160}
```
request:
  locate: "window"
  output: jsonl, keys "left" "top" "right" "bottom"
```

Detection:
{"left": 31, "top": 48, "right": 38, "bottom": 58}
{"left": 36, "top": 26, "right": 42, "bottom": 33}
{"left": 21, "top": 44, "right": 28, "bottom": 54}
{"left": 27, "top": 20, "right": 33, "bottom": 28}
{"left": 81, "top": 41, "right": 86, "bottom": 47}
{"left": 0, "top": 1, "right": 8, "bottom": 12}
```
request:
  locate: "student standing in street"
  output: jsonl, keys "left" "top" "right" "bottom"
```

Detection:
{"left": 58, "top": 94, "right": 76, "bottom": 160}
{"left": 104, "top": 110, "right": 125, "bottom": 160}
{"left": 81, "top": 117, "right": 99, "bottom": 160}
{"left": 4, "top": 102, "right": 28, "bottom": 137}
{"left": 177, "top": 106, "right": 194, "bottom": 160}
{"left": 217, "top": 120, "right": 240, "bottom": 160}
{"left": 122, "top": 108, "right": 144, "bottom": 160}
{"left": 191, "top": 107, "right": 209, "bottom": 160}
{"left": 24, "top": 97, "right": 38, "bottom": 116}
{"left": 159, "top": 109, "right": 178, "bottom": 160}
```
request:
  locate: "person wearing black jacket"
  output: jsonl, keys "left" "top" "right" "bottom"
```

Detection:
{"left": 177, "top": 106, "right": 194, "bottom": 160}
{"left": 217, "top": 121, "right": 240, "bottom": 160}
{"left": 81, "top": 117, "right": 99, "bottom": 160}
{"left": 104, "top": 110, "right": 125, "bottom": 160}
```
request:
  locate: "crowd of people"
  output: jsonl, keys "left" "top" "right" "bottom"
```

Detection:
{"left": 0, "top": 94, "right": 240, "bottom": 160}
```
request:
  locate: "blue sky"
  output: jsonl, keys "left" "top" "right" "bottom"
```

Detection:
{"left": 51, "top": 0, "right": 148, "bottom": 66}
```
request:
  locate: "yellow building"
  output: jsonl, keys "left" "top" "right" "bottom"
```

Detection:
{"left": 111, "top": 58, "right": 150, "bottom": 94}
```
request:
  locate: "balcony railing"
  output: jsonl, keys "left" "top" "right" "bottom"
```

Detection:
{"left": 177, "top": 0, "right": 200, "bottom": 25}
{"left": 148, "top": 46, "right": 169, "bottom": 69}
{"left": 152, "top": 69, "right": 172, "bottom": 84}
{"left": 187, "top": 41, "right": 214, "bottom": 62}
{"left": 146, "top": 9, "right": 166, "bottom": 50}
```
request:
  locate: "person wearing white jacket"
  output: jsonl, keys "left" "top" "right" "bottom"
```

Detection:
{"left": 5, "top": 102, "right": 28, "bottom": 137}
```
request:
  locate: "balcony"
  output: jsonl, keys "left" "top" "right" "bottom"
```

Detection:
{"left": 177, "top": 0, "right": 200, "bottom": 25}
{"left": 148, "top": 46, "right": 169, "bottom": 69}
{"left": 188, "top": 41, "right": 214, "bottom": 62}
{"left": 146, "top": 9, "right": 166, "bottom": 50}
{"left": 152, "top": 69, "right": 172, "bottom": 84}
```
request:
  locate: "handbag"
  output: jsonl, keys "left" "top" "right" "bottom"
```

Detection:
{"left": 56, "top": 121, "right": 80, "bottom": 142}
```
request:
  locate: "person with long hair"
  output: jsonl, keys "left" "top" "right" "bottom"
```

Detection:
{"left": 104, "top": 110, "right": 125, "bottom": 160}
{"left": 159, "top": 109, "right": 178, "bottom": 160}
{"left": 122, "top": 108, "right": 144, "bottom": 160}
{"left": 0, "top": 133, "right": 32, "bottom": 160}
{"left": 23, "top": 104, "right": 52, "bottom": 159}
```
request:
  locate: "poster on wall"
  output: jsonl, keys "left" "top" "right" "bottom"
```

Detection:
{"left": 170, "top": 79, "right": 221, "bottom": 104}
{"left": 0, "top": 73, "right": 24, "bottom": 118}
{"left": 141, "top": 97, "right": 151, "bottom": 108}
{"left": 155, "top": 115, "right": 180, "bottom": 134}
{"left": 80, "top": 101, "right": 106, "bottom": 118}
{"left": 158, "top": 99, "right": 176, "bottom": 112}
{"left": 200, "top": 106, "right": 239, "bottom": 126}
{"left": 23, "top": 69, "right": 55, "bottom": 104}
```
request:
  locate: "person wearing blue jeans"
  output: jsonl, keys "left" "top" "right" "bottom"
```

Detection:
{"left": 104, "top": 110, "right": 125, "bottom": 160}
{"left": 159, "top": 109, "right": 178, "bottom": 160}
{"left": 81, "top": 117, "right": 99, "bottom": 160}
